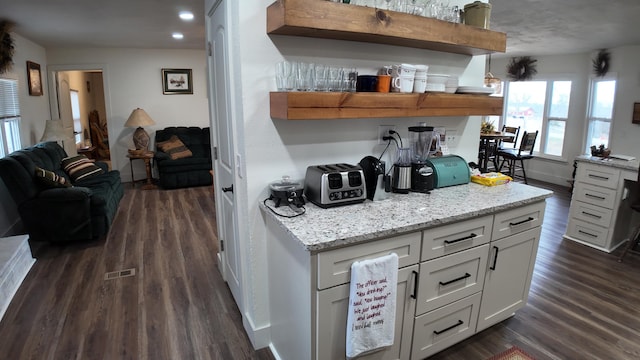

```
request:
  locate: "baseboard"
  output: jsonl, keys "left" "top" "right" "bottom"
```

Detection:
{"left": 269, "top": 343, "right": 284, "bottom": 360}
{"left": 0, "top": 235, "right": 35, "bottom": 321}
{"left": 242, "top": 312, "right": 271, "bottom": 350}
{"left": 524, "top": 169, "right": 571, "bottom": 187}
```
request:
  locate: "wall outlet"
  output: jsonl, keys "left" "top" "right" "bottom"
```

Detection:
{"left": 445, "top": 129, "right": 458, "bottom": 146}
{"left": 378, "top": 125, "right": 396, "bottom": 145}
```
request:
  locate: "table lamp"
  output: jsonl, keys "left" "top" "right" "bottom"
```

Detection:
{"left": 124, "top": 108, "right": 155, "bottom": 152}
{"left": 40, "top": 119, "right": 67, "bottom": 144}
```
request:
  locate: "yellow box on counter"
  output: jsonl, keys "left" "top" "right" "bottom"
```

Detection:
{"left": 471, "top": 172, "right": 512, "bottom": 186}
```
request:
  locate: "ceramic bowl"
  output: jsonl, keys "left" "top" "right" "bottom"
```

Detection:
{"left": 426, "top": 74, "right": 450, "bottom": 85}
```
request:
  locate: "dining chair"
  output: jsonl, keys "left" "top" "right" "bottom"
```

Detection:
{"left": 618, "top": 164, "right": 640, "bottom": 262}
{"left": 497, "top": 130, "right": 538, "bottom": 184}
{"left": 498, "top": 125, "right": 520, "bottom": 150}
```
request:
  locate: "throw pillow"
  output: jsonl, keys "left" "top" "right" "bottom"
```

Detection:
{"left": 157, "top": 135, "right": 193, "bottom": 160}
{"left": 34, "top": 167, "right": 71, "bottom": 188}
{"left": 61, "top": 155, "right": 104, "bottom": 182}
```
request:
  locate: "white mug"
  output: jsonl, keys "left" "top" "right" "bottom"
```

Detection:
{"left": 413, "top": 76, "right": 427, "bottom": 93}
{"left": 393, "top": 76, "right": 415, "bottom": 93}
{"left": 391, "top": 63, "right": 416, "bottom": 78}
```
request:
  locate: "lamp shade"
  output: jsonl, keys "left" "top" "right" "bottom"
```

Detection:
{"left": 40, "top": 119, "right": 67, "bottom": 142}
{"left": 124, "top": 108, "right": 155, "bottom": 128}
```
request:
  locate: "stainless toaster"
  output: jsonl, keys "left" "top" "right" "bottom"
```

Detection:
{"left": 304, "top": 163, "right": 366, "bottom": 208}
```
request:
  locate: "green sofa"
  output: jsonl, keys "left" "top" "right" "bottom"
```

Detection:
{"left": 0, "top": 142, "right": 124, "bottom": 243}
{"left": 154, "top": 127, "right": 213, "bottom": 189}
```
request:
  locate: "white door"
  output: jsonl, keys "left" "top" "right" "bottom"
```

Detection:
{"left": 207, "top": 0, "right": 243, "bottom": 306}
{"left": 55, "top": 72, "right": 77, "bottom": 155}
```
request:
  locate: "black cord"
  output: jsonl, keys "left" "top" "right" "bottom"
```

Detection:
{"left": 389, "top": 130, "right": 403, "bottom": 148}
{"left": 378, "top": 137, "right": 392, "bottom": 162}
{"left": 263, "top": 198, "right": 306, "bottom": 218}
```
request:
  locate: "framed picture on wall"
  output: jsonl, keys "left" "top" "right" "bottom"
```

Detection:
{"left": 162, "top": 68, "right": 193, "bottom": 95}
{"left": 633, "top": 103, "right": 640, "bottom": 124}
{"left": 26, "top": 61, "right": 42, "bottom": 96}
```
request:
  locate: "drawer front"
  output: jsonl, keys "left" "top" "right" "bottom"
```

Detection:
{"left": 570, "top": 200, "right": 613, "bottom": 228}
{"left": 411, "top": 292, "right": 481, "bottom": 360}
{"left": 416, "top": 244, "right": 488, "bottom": 315}
{"left": 317, "top": 232, "right": 421, "bottom": 290}
{"left": 566, "top": 218, "right": 609, "bottom": 247}
{"left": 573, "top": 182, "right": 617, "bottom": 210}
{"left": 492, "top": 201, "right": 546, "bottom": 241}
{"left": 421, "top": 215, "right": 493, "bottom": 261}
{"left": 577, "top": 162, "right": 620, "bottom": 189}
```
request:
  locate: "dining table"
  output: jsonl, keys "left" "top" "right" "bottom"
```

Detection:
{"left": 478, "top": 132, "right": 516, "bottom": 173}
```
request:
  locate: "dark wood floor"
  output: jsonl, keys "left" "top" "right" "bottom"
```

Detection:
{"left": 0, "top": 185, "right": 274, "bottom": 360}
{"left": 1, "top": 181, "right": 640, "bottom": 359}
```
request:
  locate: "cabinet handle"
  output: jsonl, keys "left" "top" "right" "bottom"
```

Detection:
{"left": 444, "top": 233, "right": 477, "bottom": 245}
{"left": 439, "top": 273, "right": 471, "bottom": 286}
{"left": 578, "top": 229, "right": 598, "bottom": 238}
{"left": 433, "top": 320, "right": 464, "bottom": 335}
{"left": 588, "top": 174, "right": 609, "bottom": 181}
{"left": 411, "top": 270, "right": 418, "bottom": 299}
{"left": 585, "top": 193, "right": 605, "bottom": 200}
{"left": 509, "top": 217, "right": 534, "bottom": 226}
{"left": 489, "top": 246, "right": 499, "bottom": 270}
{"left": 581, "top": 211, "right": 602, "bottom": 219}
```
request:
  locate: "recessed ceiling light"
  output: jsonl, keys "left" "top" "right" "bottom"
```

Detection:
{"left": 179, "top": 11, "right": 194, "bottom": 21}
{"left": 172, "top": 32, "right": 184, "bottom": 40}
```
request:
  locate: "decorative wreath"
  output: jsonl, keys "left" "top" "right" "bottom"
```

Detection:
{"left": 506, "top": 56, "right": 538, "bottom": 81}
{"left": 592, "top": 49, "right": 610, "bottom": 77}
{"left": 0, "top": 20, "right": 15, "bottom": 75}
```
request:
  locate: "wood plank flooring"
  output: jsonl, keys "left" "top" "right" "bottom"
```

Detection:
{"left": 0, "top": 185, "right": 274, "bottom": 360}
{"left": 1, "top": 181, "right": 639, "bottom": 359}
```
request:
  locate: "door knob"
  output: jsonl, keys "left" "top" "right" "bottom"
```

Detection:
{"left": 222, "top": 185, "right": 234, "bottom": 193}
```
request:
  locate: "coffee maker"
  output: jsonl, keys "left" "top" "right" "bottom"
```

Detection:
{"left": 408, "top": 125, "right": 436, "bottom": 193}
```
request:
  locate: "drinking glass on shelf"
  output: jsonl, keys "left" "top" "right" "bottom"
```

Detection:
{"left": 327, "top": 67, "right": 344, "bottom": 91}
{"left": 314, "top": 64, "right": 329, "bottom": 91}
{"left": 296, "top": 62, "right": 314, "bottom": 91}
{"left": 275, "top": 60, "right": 296, "bottom": 91}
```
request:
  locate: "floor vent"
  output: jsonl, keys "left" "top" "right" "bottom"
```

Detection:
{"left": 104, "top": 268, "right": 136, "bottom": 280}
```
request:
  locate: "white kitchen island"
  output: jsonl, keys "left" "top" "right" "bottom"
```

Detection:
{"left": 261, "top": 182, "right": 553, "bottom": 360}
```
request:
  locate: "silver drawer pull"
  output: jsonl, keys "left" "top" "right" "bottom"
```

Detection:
{"left": 588, "top": 174, "right": 610, "bottom": 181}
{"left": 585, "top": 193, "right": 606, "bottom": 200}
{"left": 578, "top": 229, "right": 598, "bottom": 238}
{"left": 581, "top": 211, "right": 602, "bottom": 219}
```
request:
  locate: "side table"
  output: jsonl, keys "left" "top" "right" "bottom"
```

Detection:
{"left": 127, "top": 151, "right": 157, "bottom": 190}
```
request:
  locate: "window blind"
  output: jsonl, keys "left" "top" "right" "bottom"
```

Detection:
{"left": 0, "top": 79, "right": 20, "bottom": 119}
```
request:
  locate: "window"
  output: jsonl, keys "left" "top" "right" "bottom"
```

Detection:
{"left": 501, "top": 79, "right": 572, "bottom": 157}
{"left": 585, "top": 78, "right": 616, "bottom": 152}
{"left": 0, "top": 79, "right": 22, "bottom": 157}
{"left": 70, "top": 90, "right": 82, "bottom": 145}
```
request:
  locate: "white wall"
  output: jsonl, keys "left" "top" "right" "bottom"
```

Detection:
{"left": 46, "top": 48, "right": 209, "bottom": 181}
{"left": 491, "top": 46, "right": 640, "bottom": 186}
{"left": 227, "top": 0, "right": 489, "bottom": 348}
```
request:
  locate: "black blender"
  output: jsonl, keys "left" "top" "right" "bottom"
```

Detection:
{"left": 408, "top": 125, "right": 436, "bottom": 193}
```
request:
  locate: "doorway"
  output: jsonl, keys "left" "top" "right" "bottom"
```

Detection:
{"left": 47, "top": 65, "right": 112, "bottom": 167}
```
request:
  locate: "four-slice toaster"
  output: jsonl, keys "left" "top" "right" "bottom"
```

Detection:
{"left": 304, "top": 163, "right": 366, "bottom": 208}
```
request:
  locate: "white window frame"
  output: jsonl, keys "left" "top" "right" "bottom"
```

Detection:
{"left": 584, "top": 74, "right": 617, "bottom": 153}
{"left": 0, "top": 78, "right": 22, "bottom": 157}
{"left": 500, "top": 77, "right": 573, "bottom": 161}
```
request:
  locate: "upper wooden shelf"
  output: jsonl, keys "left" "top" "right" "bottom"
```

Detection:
{"left": 270, "top": 92, "right": 504, "bottom": 120}
{"left": 267, "top": 0, "right": 506, "bottom": 56}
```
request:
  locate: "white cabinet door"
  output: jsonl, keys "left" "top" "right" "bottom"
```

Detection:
{"left": 477, "top": 227, "right": 541, "bottom": 332}
{"left": 316, "top": 265, "right": 418, "bottom": 360}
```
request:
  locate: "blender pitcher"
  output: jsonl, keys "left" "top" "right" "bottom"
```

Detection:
{"left": 409, "top": 125, "right": 436, "bottom": 193}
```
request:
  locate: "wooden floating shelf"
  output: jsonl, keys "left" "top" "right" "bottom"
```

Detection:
{"left": 266, "top": 0, "right": 506, "bottom": 56}
{"left": 270, "top": 92, "right": 504, "bottom": 120}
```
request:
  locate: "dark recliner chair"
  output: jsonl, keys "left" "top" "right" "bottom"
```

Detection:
{"left": 0, "top": 142, "right": 124, "bottom": 243}
{"left": 154, "top": 127, "right": 213, "bottom": 189}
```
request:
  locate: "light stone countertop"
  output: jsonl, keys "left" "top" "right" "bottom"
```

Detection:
{"left": 575, "top": 155, "right": 639, "bottom": 172}
{"left": 260, "top": 182, "right": 553, "bottom": 252}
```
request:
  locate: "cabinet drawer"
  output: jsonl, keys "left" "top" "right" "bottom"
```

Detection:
{"left": 566, "top": 218, "right": 609, "bottom": 248}
{"left": 421, "top": 215, "right": 493, "bottom": 261}
{"left": 573, "top": 182, "right": 617, "bottom": 210}
{"left": 569, "top": 200, "right": 613, "bottom": 228}
{"left": 492, "top": 202, "right": 545, "bottom": 241}
{"left": 416, "top": 244, "right": 488, "bottom": 315}
{"left": 577, "top": 162, "right": 620, "bottom": 189}
{"left": 411, "top": 292, "right": 481, "bottom": 360}
{"left": 317, "top": 232, "right": 421, "bottom": 290}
